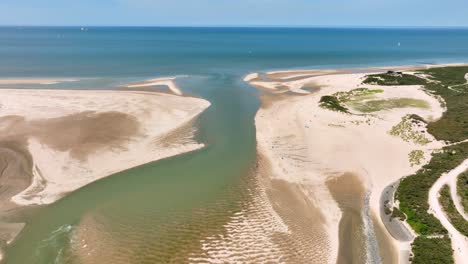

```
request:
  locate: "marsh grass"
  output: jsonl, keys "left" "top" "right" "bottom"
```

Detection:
{"left": 349, "top": 98, "right": 430, "bottom": 113}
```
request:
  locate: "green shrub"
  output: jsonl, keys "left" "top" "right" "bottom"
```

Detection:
{"left": 439, "top": 185, "right": 468, "bottom": 236}
{"left": 319, "top": 95, "right": 349, "bottom": 113}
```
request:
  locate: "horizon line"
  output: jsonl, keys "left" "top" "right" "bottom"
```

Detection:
{"left": 1, "top": 24, "right": 468, "bottom": 29}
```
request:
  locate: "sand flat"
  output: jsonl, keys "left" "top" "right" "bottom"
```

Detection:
{"left": 0, "top": 89, "right": 210, "bottom": 206}
{"left": 0, "top": 79, "right": 78, "bottom": 85}
{"left": 249, "top": 69, "right": 445, "bottom": 263}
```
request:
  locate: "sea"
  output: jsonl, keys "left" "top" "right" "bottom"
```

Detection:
{"left": 1, "top": 26, "right": 468, "bottom": 263}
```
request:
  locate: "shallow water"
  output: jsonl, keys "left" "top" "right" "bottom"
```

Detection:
{"left": 2, "top": 27, "right": 468, "bottom": 263}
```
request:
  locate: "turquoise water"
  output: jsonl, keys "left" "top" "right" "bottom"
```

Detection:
{"left": 1, "top": 27, "right": 468, "bottom": 263}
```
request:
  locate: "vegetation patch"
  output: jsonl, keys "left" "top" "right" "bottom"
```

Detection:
{"left": 389, "top": 115, "right": 431, "bottom": 145}
{"left": 332, "top": 87, "right": 384, "bottom": 101}
{"left": 418, "top": 66, "right": 468, "bottom": 143}
{"left": 387, "top": 67, "right": 468, "bottom": 263}
{"left": 411, "top": 236, "right": 454, "bottom": 264}
{"left": 363, "top": 73, "right": 427, "bottom": 86}
{"left": 439, "top": 185, "right": 468, "bottom": 236}
{"left": 349, "top": 98, "right": 430, "bottom": 113}
{"left": 457, "top": 171, "right": 468, "bottom": 213}
{"left": 319, "top": 95, "right": 349, "bottom": 113}
{"left": 396, "top": 142, "right": 468, "bottom": 236}
{"left": 409, "top": 150, "right": 425, "bottom": 166}
{"left": 390, "top": 207, "right": 406, "bottom": 220}
{"left": 319, "top": 88, "right": 383, "bottom": 113}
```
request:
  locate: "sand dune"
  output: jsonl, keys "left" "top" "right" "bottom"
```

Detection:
{"left": 248, "top": 70, "right": 445, "bottom": 263}
{"left": 0, "top": 89, "right": 209, "bottom": 206}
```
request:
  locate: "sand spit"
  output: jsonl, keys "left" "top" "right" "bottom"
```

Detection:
{"left": 124, "top": 77, "right": 184, "bottom": 95}
{"left": 0, "top": 89, "right": 209, "bottom": 206}
{"left": 428, "top": 159, "right": 468, "bottom": 264}
{"left": 248, "top": 68, "right": 445, "bottom": 263}
{"left": 0, "top": 78, "right": 78, "bottom": 85}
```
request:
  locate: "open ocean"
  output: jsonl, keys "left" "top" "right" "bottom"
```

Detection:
{"left": 1, "top": 27, "right": 468, "bottom": 263}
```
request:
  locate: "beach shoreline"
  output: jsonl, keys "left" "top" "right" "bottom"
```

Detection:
{"left": 247, "top": 64, "right": 451, "bottom": 263}
{"left": 0, "top": 85, "right": 210, "bottom": 257}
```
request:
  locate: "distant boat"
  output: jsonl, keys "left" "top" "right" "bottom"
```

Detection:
{"left": 80, "top": 27, "right": 88, "bottom": 32}
{"left": 397, "top": 42, "right": 401, "bottom": 47}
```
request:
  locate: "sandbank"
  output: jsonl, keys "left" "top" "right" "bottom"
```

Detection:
{"left": 0, "top": 78, "right": 78, "bottom": 85}
{"left": 0, "top": 88, "right": 209, "bottom": 206}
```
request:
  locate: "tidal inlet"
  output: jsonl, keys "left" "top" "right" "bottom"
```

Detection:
{"left": 1, "top": 4, "right": 468, "bottom": 264}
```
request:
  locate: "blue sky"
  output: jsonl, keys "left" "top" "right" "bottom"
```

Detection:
{"left": 1, "top": 0, "right": 467, "bottom": 27}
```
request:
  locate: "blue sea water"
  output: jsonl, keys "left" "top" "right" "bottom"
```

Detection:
{"left": 1, "top": 27, "right": 468, "bottom": 78}
{"left": 1, "top": 27, "right": 468, "bottom": 264}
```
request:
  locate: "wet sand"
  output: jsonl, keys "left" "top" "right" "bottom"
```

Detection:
{"left": 0, "top": 89, "right": 210, "bottom": 205}
{"left": 0, "top": 140, "right": 35, "bottom": 261}
{"left": 326, "top": 173, "right": 367, "bottom": 264}
{"left": 0, "top": 88, "right": 210, "bottom": 257}
{"left": 0, "top": 79, "right": 78, "bottom": 85}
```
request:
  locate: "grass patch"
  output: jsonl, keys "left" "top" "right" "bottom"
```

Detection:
{"left": 319, "top": 88, "right": 385, "bottom": 113}
{"left": 439, "top": 185, "right": 468, "bottom": 236}
{"left": 409, "top": 150, "right": 425, "bottom": 166}
{"left": 389, "top": 115, "right": 431, "bottom": 145}
{"left": 349, "top": 98, "right": 429, "bottom": 113}
{"left": 411, "top": 236, "right": 454, "bottom": 264}
{"left": 457, "top": 171, "right": 468, "bottom": 213}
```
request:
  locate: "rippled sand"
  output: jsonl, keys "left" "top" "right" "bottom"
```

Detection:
{"left": 62, "top": 153, "right": 334, "bottom": 263}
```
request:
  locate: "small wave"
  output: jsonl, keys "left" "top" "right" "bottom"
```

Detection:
{"left": 35, "top": 224, "right": 76, "bottom": 264}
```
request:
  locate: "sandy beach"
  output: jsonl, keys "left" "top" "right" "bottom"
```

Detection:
{"left": 248, "top": 67, "right": 446, "bottom": 263}
{"left": 0, "top": 84, "right": 210, "bottom": 259}
{"left": 0, "top": 87, "right": 209, "bottom": 208}
{"left": 2, "top": 88, "right": 209, "bottom": 206}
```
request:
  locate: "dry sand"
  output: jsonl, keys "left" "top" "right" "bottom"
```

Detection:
{"left": 248, "top": 68, "right": 446, "bottom": 263}
{"left": 0, "top": 88, "right": 209, "bottom": 206}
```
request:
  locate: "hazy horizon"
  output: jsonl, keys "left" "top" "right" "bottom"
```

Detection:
{"left": 1, "top": 0, "right": 468, "bottom": 27}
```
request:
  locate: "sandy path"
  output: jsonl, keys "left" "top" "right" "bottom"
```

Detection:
{"left": 448, "top": 168, "right": 468, "bottom": 221}
{"left": 0, "top": 89, "right": 209, "bottom": 205}
{"left": 250, "top": 70, "right": 445, "bottom": 263}
{"left": 428, "top": 159, "right": 468, "bottom": 264}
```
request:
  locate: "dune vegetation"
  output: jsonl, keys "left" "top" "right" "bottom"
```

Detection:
{"left": 365, "top": 66, "right": 468, "bottom": 264}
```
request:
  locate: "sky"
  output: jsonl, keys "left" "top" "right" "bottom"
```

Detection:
{"left": 1, "top": 0, "right": 467, "bottom": 27}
